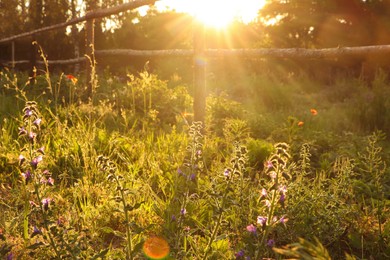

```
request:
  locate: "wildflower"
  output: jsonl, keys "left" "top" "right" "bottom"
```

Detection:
{"left": 66, "top": 74, "right": 78, "bottom": 84}
{"left": 33, "top": 118, "right": 41, "bottom": 126}
{"left": 269, "top": 171, "right": 277, "bottom": 180}
{"left": 25, "top": 108, "right": 33, "bottom": 117}
{"left": 223, "top": 169, "right": 230, "bottom": 177}
{"left": 267, "top": 239, "right": 275, "bottom": 247}
{"left": 31, "top": 226, "right": 41, "bottom": 237}
{"left": 257, "top": 216, "right": 267, "bottom": 229}
{"left": 6, "top": 252, "right": 13, "bottom": 260}
{"left": 297, "top": 121, "right": 304, "bottom": 126}
{"left": 310, "top": 108, "right": 318, "bottom": 115}
{"left": 18, "top": 126, "right": 27, "bottom": 136}
{"left": 42, "top": 198, "right": 52, "bottom": 211}
{"left": 279, "top": 185, "right": 287, "bottom": 194}
{"left": 235, "top": 250, "right": 244, "bottom": 258}
{"left": 265, "top": 161, "right": 273, "bottom": 169}
{"left": 189, "top": 173, "right": 196, "bottom": 181}
{"left": 19, "top": 154, "right": 26, "bottom": 165}
{"left": 47, "top": 177, "right": 54, "bottom": 186}
{"left": 264, "top": 199, "right": 271, "bottom": 207}
{"left": 28, "top": 131, "right": 37, "bottom": 141}
{"left": 246, "top": 224, "right": 257, "bottom": 234}
{"left": 261, "top": 188, "right": 267, "bottom": 198}
{"left": 171, "top": 215, "right": 176, "bottom": 222}
{"left": 30, "top": 155, "right": 43, "bottom": 168}
{"left": 22, "top": 170, "right": 32, "bottom": 184}
{"left": 180, "top": 208, "right": 187, "bottom": 215}
{"left": 279, "top": 194, "right": 285, "bottom": 208}
{"left": 280, "top": 216, "right": 289, "bottom": 225}
{"left": 29, "top": 200, "right": 38, "bottom": 207}
{"left": 37, "top": 147, "right": 45, "bottom": 154}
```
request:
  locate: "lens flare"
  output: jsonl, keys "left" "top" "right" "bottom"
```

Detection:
{"left": 143, "top": 236, "right": 170, "bottom": 259}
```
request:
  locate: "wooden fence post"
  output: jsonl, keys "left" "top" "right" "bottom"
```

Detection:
{"left": 85, "top": 18, "right": 95, "bottom": 100}
{"left": 11, "top": 41, "right": 15, "bottom": 69}
{"left": 193, "top": 21, "right": 206, "bottom": 124}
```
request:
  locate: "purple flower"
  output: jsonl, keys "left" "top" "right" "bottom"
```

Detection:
{"left": 25, "top": 109, "right": 33, "bottom": 117}
{"left": 30, "top": 155, "right": 43, "bottom": 168}
{"left": 47, "top": 177, "right": 54, "bottom": 186}
{"left": 32, "top": 226, "right": 41, "bottom": 237}
{"left": 180, "top": 208, "right": 187, "bottom": 215}
{"left": 279, "top": 185, "right": 287, "bottom": 194}
{"left": 33, "top": 118, "right": 42, "bottom": 126}
{"left": 246, "top": 224, "right": 257, "bottom": 234}
{"left": 257, "top": 216, "right": 267, "bottom": 228}
{"left": 223, "top": 169, "right": 230, "bottom": 177}
{"left": 265, "top": 161, "right": 273, "bottom": 169}
{"left": 42, "top": 198, "right": 52, "bottom": 211}
{"left": 235, "top": 250, "right": 244, "bottom": 258}
{"left": 22, "top": 170, "right": 32, "bottom": 184}
{"left": 280, "top": 216, "right": 288, "bottom": 225}
{"left": 280, "top": 194, "right": 286, "bottom": 208}
{"left": 267, "top": 239, "right": 275, "bottom": 247}
{"left": 18, "top": 126, "right": 27, "bottom": 136}
{"left": 29, "top": 200, "right": 38, "bottom": 208}
{"left": 280, "top": 193, "right": 285, "bottom": 202}
{"left": 189, "top": 173, "right": 196, "bottom": 181}
{"left": 28, "top": 131, "right": 37, "bottom": 140}
{"left": 171, "top": 215, "right": 177, "bottom": 221}
{"left": 6, "top": 252, "right": 13, "bottom": 260}
{"left": 37, "top": 147, "right": 45, "bottom": 154}
{"left": 261, "top": 188, "right": 267, "bottom": 198}
{"left": 269, "top": 171, "right": 277, "bottom": 180}
{"left": 19, "top": 155, "right": 26, "bottom": 166}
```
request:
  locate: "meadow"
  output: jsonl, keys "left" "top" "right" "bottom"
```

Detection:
{"left": 0, "top": 60, "right": 389, "bottom": 259}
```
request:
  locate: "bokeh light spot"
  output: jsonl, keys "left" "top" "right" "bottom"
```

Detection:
{"left": 143, "top": 236, "right": 170, "bottom": 259}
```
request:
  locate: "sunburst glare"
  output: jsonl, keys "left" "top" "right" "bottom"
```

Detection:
{"left": 155, "top": 0, "right": 267, "bottom": 28}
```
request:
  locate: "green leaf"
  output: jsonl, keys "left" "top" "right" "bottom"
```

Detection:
{"left": 91, "top": 248, "right": 109, "bottom": 260}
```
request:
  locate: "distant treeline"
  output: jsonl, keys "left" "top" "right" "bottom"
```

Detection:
{"left": 1, "top": 0, "right": 390, "bottom": 81}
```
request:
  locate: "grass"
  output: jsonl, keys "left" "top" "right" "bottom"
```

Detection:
{"left": 0, "top": 62, "right": 389, "bottom": 259}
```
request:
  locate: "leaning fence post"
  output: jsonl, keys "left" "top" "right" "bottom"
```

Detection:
{"left": 85, "top": 18, "right": 95, "bottom": 100}
{"left": 193, "top": 21, "right": 206, "bottom": 124}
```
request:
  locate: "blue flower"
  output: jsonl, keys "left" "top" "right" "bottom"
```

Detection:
{"left": 235, "top": 250, "right": 244, "bottom": 259}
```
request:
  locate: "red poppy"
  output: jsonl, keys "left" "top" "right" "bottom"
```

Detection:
{"left": 65, "top": 74, "right": 78, "bottom": 84}
{"left": 310, "top": 109, "right": 318, "bottom": 115}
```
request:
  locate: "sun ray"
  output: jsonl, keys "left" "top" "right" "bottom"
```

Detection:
{"left": 155, "top": 0, "right": 267, "bottom": 29}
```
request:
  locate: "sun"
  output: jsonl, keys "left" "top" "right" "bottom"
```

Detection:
{"left": 155, "top": 0, "right": 267, "bottom": 28}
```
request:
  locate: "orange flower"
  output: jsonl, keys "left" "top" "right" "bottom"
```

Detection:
{"left": 310, "top": 109, "right": 318, "bottom": 115}
{"left": 143, "top": 236, "right": 170, "bottom": 259}
{"left": 65, "top": 74, "right": 78, "bottom": 84}
{"left": 297, "top": 121, "right": 304, "bottom": 126}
